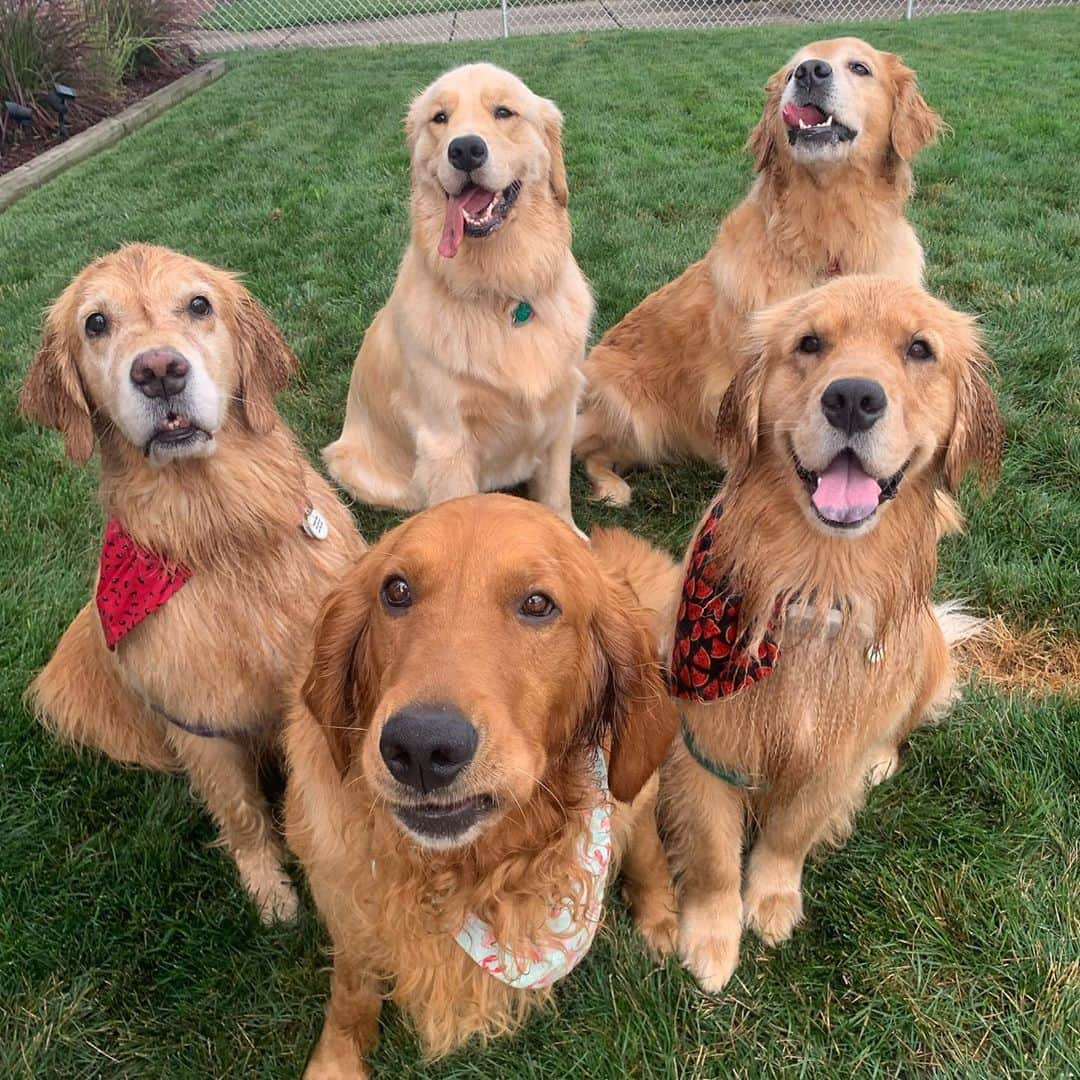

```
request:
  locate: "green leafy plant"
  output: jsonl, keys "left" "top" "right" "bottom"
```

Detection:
{"left": 0, "top": 0, "right": 94, "bottom": 136}
{"left": 82, "top": 0, "right": 194, "bottom": 90}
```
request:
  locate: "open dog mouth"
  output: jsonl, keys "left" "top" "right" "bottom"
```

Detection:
{"left": 438, "top": 180, "right": 522, "bottom": 259}
{"left": 392, "top": 792, "right": 499, "bottom": 842}
{"left": 794, "top": 447, "right": 908, "bottom": 529}
{"left": 145, "top": 413, "right": 210, "bottom": 455}
{"left": 782, "top": 102, "right": 857, "bottom": 147}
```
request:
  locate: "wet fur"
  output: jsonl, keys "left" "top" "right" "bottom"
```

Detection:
{"left": 575, "top": 38, "right": 942, "bottom": 505}
{"left": 19, "top": 244, "right": 365, "bottom": 920}
{"left": 285, "top": 496, "right": 680, "bottom": 1075}
{"left": 658, "top": 277, "right": 1003, "bottom": 992}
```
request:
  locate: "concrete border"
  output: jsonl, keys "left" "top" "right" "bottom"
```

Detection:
{"left": 0, "top": 60, "right": 226, "bottom": 213}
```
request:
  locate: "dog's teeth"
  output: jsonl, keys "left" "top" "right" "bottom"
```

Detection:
{"left": 799, "top": 118, "right": 807, "bottom": 129}
{"left": 824, "top": 115, "right": 833, "bottom": 127}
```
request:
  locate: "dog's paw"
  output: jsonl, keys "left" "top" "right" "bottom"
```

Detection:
{"left": 677, "top": 898, "right": 741, "bottom": 993}
{"left": 743, "top": 887, "right": 803, "bottom": 946}
{"left": 591, "top": 475, "right": 632, "bottom": 508}
{"left": 304, "top": 1028, "right": 369, "bottom": 1080}
{"left": 636, "top": 906, "right": 679, "bottom": 961}
{"left": 865, "top": 746, "right": 900, "bottom": 787}
{"left": 235, "top": 850, "right": 299, "bottom": 924}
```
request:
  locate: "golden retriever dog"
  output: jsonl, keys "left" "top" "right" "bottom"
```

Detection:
{"left": 656, "top": 276, "right": 1003, "bottom": 991}
{"left": 576, "top": 38, "right": 942, "bottom": 506}
{"left": 19, "top": 244, "right": 365, "bottom": 921}
{"left": 284, "top": 494, "right": 680, "bottom": 1076}
{"left": 323, "top": 64, "right": 593, "bottom": 529}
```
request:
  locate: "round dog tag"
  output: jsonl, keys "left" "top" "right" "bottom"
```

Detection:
{"left": 303, "top": 506, "right": 329, "bottom": 541}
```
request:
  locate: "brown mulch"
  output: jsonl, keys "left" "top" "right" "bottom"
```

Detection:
{"left": 0, "top": 53, "right": 198, "bottom": 178}
{"left": 956, "top": 617, "right": 1080, "bottom": 699}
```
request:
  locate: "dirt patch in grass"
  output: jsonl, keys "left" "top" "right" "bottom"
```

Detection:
{"left": 0, "top": 54, "right": 198, "bottom": 178}
{"left": 959, "top": 617, "right": 1080, "bottom": 699}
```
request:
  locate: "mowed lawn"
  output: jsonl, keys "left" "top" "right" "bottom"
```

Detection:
{"left": 1, "top": 10, "right": 1078, "bottom": 1077}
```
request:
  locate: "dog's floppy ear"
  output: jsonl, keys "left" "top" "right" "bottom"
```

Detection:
{"left": 943, "top": 330, "right": 1004, "bottom": 493}
{"left": 302, "top": 563, "right": 375, "bottom": 778}
{"left": 589, "top": 574, "right": 677, "bottom": 804}
{"left": 715, "top": 334, "right": 769, "bottom": 483}
{"left": 747, "top": 66, "right": 786, "bottom": 173}
{"left": 404, "top": 88, "right": 427, "bottom": 154}
{"left": 231, "top": 288, "right": 298, "bottom": 436}
{"left": 19, "top": 312, "right": 94, "bottom": 465}
{"left": 888, "top": 56, "right": 943, "bottom": 162}
{"left": 538, "top": 98, "right": 569, "bottom": 207}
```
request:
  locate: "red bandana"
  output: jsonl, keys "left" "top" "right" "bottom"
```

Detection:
{"left": 670, "top": 499, "right": 780, "bottom": 701}
{"left": 96, "top": 518, "right": 191, "bottom": 651}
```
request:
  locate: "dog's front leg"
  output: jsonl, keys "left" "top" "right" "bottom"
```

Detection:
{"left": 164, "top": 726, "right": 297, "bottom": 923}
{"left": 661, "top": 738, "right": 745, "bottom": 993}
{"left": 410, "top": 426, "right": 479, "bottom": 508}
{"left": 529, "top": 401, "right": 580, "bottom": 533}
{"left": 305, "top": 958, "right": 382, "bottom": 1080}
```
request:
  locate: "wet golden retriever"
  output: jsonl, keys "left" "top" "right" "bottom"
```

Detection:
{"left": 323, "top": 64, "right": 593, "bottom": 529}
{"left": 285, "top": 495, "right": 679, "bottom": 1076}
{"left": 657, "top": 276, "right": 1003, "bottom": 992}
{"left": 19, "top": 244, "right": 364, "bottom": 921}
{"left": 576, "top": 38, "right": 942, "bottom": 505}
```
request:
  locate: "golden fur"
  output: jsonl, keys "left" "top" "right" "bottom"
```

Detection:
{"left": 284, "top": 495, "right": 680, "bottom": 1076}
{"left": 575, "top": 38, "right": 942, "bottom": 505}
{"left": 323, "top": 64, "right": 593, "bottom": 529}
{"left": 654, "top": 276, "right": 1003, "bottom": 992}
{"left": 19, "top": 244, "right": 365, "bottom": 921}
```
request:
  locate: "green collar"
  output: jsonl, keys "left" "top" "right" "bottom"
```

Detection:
{"left": 512, "top": 300, "right": 534, "bottom": 325}
{"left": 679, "top": 711, "right": 766, "bottom": 791}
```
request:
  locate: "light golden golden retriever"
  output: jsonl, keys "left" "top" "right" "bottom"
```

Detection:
{"left": 576, "top": 38, "right": 942, "bottom": 505}
{"left": 652, "top": 276, "right": 1003, "bottom": 992}
{"left": 284, "top": 495, "right": 680, "bottom": 1076}
{"left": 323, "top": 64, "right": 593, "bottom": 529}
{"left": 19, "top": 244, "right": 365, "bottom": 921}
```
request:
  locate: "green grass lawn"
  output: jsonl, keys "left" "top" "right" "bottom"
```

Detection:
{"left": 2, "top": 10, "right": 1078, "bottom": 1077}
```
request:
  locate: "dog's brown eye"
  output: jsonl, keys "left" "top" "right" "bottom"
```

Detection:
{"left": 849, "top": 61, "right": 871, "bottom": 77}
{"left": 432, "top": 110, "right": 448, "bottom": 124}
{"left": 520, "top": 592, "right": 558, "bottom": 621}
{"left": 85, "top": 312, "right": 108, "bottom": 337}
{"left": 381, "top": 576, "right": 413, "bottom": 610}
{"left": 907, "top": 338, "right": 934, "bottom": 362}
{"left": 494, "top": 106, "right": 515, "bottom": 119}
{"left": 189, "top": 295, "right": 212, "bottom": 318}
{"left": 798, "top": 334, "right": 822, "bottom": 354}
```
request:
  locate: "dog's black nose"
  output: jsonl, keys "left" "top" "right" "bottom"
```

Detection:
{"left": 130, "top": 347, "right": 190, "bottom": 399}
{"left": 821, "top": 378, "right": 887, "bottom": 434}
{"left": 379, "top": 705, "right": 477, "bottom": 793}
{"left": 794, "top": 59, "right": 833, "bottom": 91}
{"left": 447, "top": 134, "right": 488, "bottom": 172}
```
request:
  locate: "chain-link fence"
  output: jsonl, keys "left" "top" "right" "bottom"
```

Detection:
{"left": 193, "top": 0, "right": 1074, "bottom": 49}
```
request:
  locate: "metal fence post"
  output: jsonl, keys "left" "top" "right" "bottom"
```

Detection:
{"left": 905, "top": 0, "right": 914, "bottom": 17}
{"left": 501, "top": 0, "right": 510, "bottom": 36}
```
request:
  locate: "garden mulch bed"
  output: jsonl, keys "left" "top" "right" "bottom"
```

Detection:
{"left": 0, "top": 54, "right": 198, "bottom": 178}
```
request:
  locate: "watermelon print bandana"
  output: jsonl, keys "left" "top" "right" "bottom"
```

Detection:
{"left": 670, "top": 499, "right": 780, "bottom": 701}
{"left": 96, "top": 519, "right": 191, "bottom": 651}
{"left": 453, "top": 750, "right": 612, "bottom": 990}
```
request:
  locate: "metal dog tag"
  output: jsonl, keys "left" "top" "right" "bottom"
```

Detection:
{"left": 303, "top": 506, "right": 329, "bottom": 541}
{"left": 866, "top": 642, "right": 886, "bottom": 664}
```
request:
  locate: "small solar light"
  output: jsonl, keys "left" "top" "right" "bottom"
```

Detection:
{"left": 43, "top": 82, "right": 76, "bottom": 139}
{"left": 3, "top": 100, "right": 34, "bottom": 142}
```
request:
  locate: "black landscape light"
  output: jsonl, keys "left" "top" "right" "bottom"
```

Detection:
{"left": 3, "top": 100, "right": 34, "bottom": 142}
{"left": 43, "top": 82, "right": 76, "bottom": 139}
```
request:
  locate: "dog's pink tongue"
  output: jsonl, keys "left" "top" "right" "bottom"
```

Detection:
{"left": 437, "top": 186, "right": 496, "bottom": 259}
{"left": 782, "top": 102, "right": 827, "bottom": 128}
{"left": 811, "top": 454, "right": 881, "bottom": 524}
